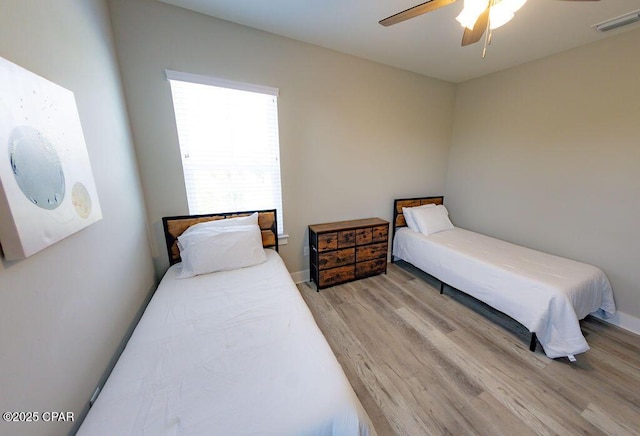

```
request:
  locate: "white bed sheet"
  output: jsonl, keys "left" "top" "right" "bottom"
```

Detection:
{"left": 393, "top": 227, "right": 616, "bottom": 359}
{"left": 78, "top": 249, "right": 371, "bottom": 435}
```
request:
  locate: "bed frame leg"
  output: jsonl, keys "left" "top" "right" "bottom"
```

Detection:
{"left": 529, "top": 333, "right": 537, "bottom": 352}
{"left": 439, "top": 281, "right": 444, "bottom": 295}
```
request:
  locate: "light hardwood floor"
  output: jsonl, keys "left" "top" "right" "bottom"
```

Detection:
{"left": 298, "top": 262, "right": 640, "bottom": 436}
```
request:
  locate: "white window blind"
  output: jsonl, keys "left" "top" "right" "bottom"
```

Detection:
{"left": 166, "top": 70, "right": 284, "bottom": 235}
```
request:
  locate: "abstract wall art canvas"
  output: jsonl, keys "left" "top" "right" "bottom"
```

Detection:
{"left": 0, "top": 56, "right": 102, "bottom": 260}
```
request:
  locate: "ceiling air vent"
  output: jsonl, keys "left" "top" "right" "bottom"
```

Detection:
{"left": 593, "top": 10, "right": 640, "bottom": 32}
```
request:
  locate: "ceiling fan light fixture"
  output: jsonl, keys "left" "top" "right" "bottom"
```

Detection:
{"left": 489, "top": 8, "right": 514, "bottom": 29}
{"left": 456, "top": 0, "right": 527, "bottom": 30}
{"left": 456, "top": 0, "right": 490, "bottom": 29}
{"left": 489, "top": 0, "right": 527, "bottom": 29}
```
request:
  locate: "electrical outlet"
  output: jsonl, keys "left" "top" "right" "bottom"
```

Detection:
{"left": 303, "top": 246, "right": 309, "bottom": 256}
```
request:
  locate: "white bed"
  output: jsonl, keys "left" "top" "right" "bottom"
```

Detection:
{"left": 392, "top": 197, "right": 616, "bottom": 360}
{"left": 78, "top": 210, "right": 372, "bottom": 435}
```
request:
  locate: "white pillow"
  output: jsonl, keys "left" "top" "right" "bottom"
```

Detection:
{"left": 186, "top": 212, "right": 259, "bottom": 233}
{"left": 402, "top": 204, "right": 436, "bottom": 233}
{"left": 177, "top": 223, "right": 266, "bottom": 278}
{"left": 435, "top": 204, "right": 449, "bottom": 216}
{"left": 412, "top": 205, "right": 454, "bottom": 236}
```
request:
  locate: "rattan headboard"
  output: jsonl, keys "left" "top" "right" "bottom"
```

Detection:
{"left": 162, "top": 209, "right": 278, "bottom": 265}
{"left": 392, "top": 196, "right": 444, "bottom": 238}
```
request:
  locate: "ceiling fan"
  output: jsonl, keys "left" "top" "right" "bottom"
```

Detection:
{"left": 379, "top": 0, "right": 600, "bottom": 57}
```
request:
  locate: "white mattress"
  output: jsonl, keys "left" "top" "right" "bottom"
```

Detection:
{"left": 78, "top": 249, "right": 371, "bottom": 435}
{"left": 393, "top": 227, "right": 616, "bottom": 359}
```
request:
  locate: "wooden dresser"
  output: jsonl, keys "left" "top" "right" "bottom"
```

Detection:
{"left": 308, "top": 218, "right": 389, "bottom": 290}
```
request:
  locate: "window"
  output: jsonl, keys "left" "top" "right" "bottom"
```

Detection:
{"left": 166, "top": 70, "right": 284, "bottom": 235}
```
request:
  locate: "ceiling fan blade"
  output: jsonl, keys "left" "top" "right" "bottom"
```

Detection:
{"left": 379, "top": 0, "right": 458, "bottom": 27}
{"left": 461, "top": 7, "right": 490, "bottom": 46}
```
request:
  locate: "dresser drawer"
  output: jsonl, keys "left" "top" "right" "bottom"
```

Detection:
{"left": 319, "top": 248, "right": 355, "bottom": 270}
{"left": 356, "top": 258, "right": 387, "bottom": 278}
{"left": 356, "top": 242, "right": 388, "bottom": 262}
{"left": 319, "top": 266, "right": 355, "bottom": 287}
{"left": 372, "top": 225, "right": 388, "bottom": 242}
{"left": 338, "top": 230, "right": 355, "bottom": 248}
{"left": 356, "top": 227, "right": 372, "bottom": 245}
{"left": 317, "top": 233, "right": 337, "bottom": 251}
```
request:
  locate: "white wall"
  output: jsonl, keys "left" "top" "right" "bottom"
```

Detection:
{"left": 446, "top": 28, "right": 640, "bottom": 324}
{"left": 107, "top": 0, "right": 456, "bottom": 276}
{"left": 0, "top": 1, "right": 155, "bottom": 435}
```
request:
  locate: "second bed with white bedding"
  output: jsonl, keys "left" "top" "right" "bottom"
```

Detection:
{"left": 393, "top": 226, "right": 616, "bottom": 359}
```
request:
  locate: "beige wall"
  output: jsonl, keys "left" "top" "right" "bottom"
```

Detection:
{"left": 0, "top": 1, "right": 155, "bottom": 435}
{"left": 107, "top": 0, "right": 456, "bottom": 276}
{"left": 446, "top": 29, "right": 640, "bottom": 323}
{"left": 0, "top": 3, "right": 638, "bottom": 433}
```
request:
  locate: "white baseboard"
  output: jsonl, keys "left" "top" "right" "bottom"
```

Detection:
{"left": 291, "top": 269, "right": 310, "bottom": 284}
{"left": 591, "top": 310, "right": 640, "bottom": 336}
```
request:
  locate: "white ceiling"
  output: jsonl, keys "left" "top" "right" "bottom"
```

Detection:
{"left": 158, "top": 0, "right": 640, "bottom": 83}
